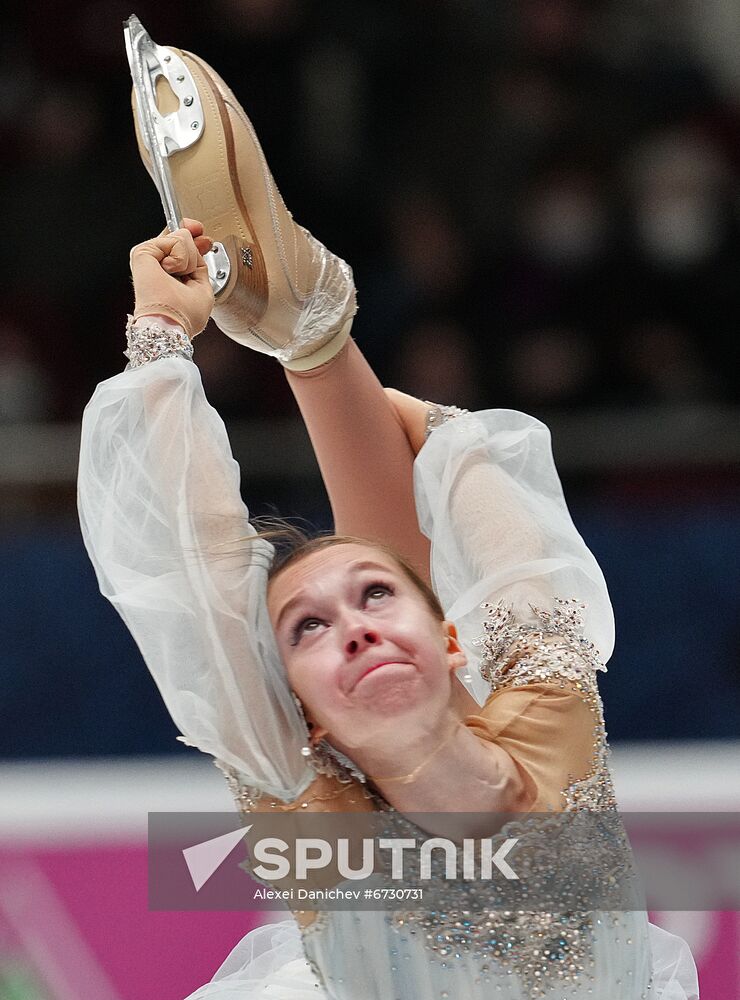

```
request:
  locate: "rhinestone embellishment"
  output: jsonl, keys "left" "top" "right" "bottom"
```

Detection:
{"left": 424, "top": 402, "right": 469, "bottom": 439}
{"left": 391, "top": 598, "right": 624, "bottom": 993}
{"left": 123, "top": 315, "right": 193, "bottom": 368}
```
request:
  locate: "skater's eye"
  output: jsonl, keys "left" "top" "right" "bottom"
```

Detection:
{"left": 362, "top": 582, "right": 394, "bottom": 605}
{"left": 290, "top": 617, "right": 325, "bottom": 645}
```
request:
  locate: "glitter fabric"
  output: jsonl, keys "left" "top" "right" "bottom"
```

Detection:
{"left": 215, "top": 760, "right": 264, "bottom": 812}
{"left": 382, "top": 814, "right": 603, "bottom": 995}
{"left": 386, "top": 599, "right": 630, "bottom": 995}
{"left": 123, "top": 315, "right": 193, "bottom": 368}
{"left": 424, "top": 403, "right": 469, "bottom": 438}
{"left": 218, "top": 759, "right": 376, "bottom": 814}
{"left": 475, "top": 598, "right": 606, "bottom": 693}
{"left": 474, "top": 598, "right": 614, "bottom": 812}
{"left": 393, "top": 907, "right": 595, "bottom": 996}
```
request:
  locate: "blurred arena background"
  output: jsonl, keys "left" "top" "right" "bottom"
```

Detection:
{"left": 0, "top": 1, "right": 738, "bottom": 997}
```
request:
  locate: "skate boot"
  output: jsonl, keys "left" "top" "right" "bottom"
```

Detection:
{"left": 124, "top": 14, "right": 356, "bottom": 369}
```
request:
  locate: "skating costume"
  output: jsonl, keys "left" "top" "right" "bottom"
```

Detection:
{"left": 78, "top": 332, "right": 698, "bottom": 999}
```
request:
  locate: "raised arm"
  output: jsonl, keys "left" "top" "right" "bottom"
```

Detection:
{"left": 385, "top": 388, "right": 614, "bottom": 704}
{"left": 77, "top": 224, "right": 312, "bottom": 801}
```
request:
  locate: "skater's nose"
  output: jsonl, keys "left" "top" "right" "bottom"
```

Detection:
{"left": 344, "top": 621, "right": 380, "bottom": 656}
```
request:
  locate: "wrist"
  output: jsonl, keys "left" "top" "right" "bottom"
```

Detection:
{"left": 124, "top": 314, "right": 194, "bottom": 369}
{"left": 135, "top": 313, "right": 188, "bottom": 334}
{"left": 132, "top": 302, "right": 193, "bottom": 339}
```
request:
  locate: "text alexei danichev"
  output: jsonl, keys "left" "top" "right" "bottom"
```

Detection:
{"left": 252, "top": 887, "right": 426, "bottom": 901}
{"left": 254, "top": 887, "right": 364, "bottom": 901}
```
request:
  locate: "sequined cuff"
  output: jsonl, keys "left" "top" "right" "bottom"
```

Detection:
{"left": 474, "top": 598, "right": 606, "bottom": 692}
{"left": 424, "top": 403, "right": 469, "bottom": 439}
{"left": 123, "top": 315, "right": 194, "bottom": 369}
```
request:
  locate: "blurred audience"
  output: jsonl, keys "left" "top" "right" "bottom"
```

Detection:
{"left": 396, "top": 318, "right": 482, "bottom": 408}
{"left": 0, "top": 326, "right": 51, "bottom": 423}
{"left": 2, "top": 1, "right": 738, "bottom": 753}
{"left": 3, "top": 0, "right": 738, "bottom": 421}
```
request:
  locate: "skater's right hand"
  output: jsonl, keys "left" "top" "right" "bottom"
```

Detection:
{"left": 130, "top": 219, "right": 215, "bottom": 339}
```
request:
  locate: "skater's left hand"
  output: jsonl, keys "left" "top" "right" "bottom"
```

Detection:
{"left": 130, "top": 219, "right": 215, "bottom": 339}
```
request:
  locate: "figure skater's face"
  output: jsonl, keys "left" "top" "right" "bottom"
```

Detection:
{"left": 267, "top": 543, "right": 466, "bottom": 755}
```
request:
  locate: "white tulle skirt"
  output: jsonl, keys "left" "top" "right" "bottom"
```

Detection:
{"left": 184, "top": 921, "right": 321, "bottom": 997}
{"left": 184, "top": 917, "right": 699, "bottom": 1000}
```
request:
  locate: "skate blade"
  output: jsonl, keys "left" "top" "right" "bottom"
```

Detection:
{"left": 124, "top": 14, "right": 230, "bottom": 295}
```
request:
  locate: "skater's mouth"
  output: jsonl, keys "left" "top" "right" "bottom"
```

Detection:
{"left": 352, "top": 660, "right": 413, "bottom": 689}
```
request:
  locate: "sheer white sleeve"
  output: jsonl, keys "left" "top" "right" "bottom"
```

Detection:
{"left": 413, "top": 408, "right": 614, "bottom": 704}
{"left": 77, "top": 353, "right": 313, "bottom": 801}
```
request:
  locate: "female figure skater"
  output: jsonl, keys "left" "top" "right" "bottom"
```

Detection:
{"left": 77, "top": 28, "right": 699, "bottom": 1000}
